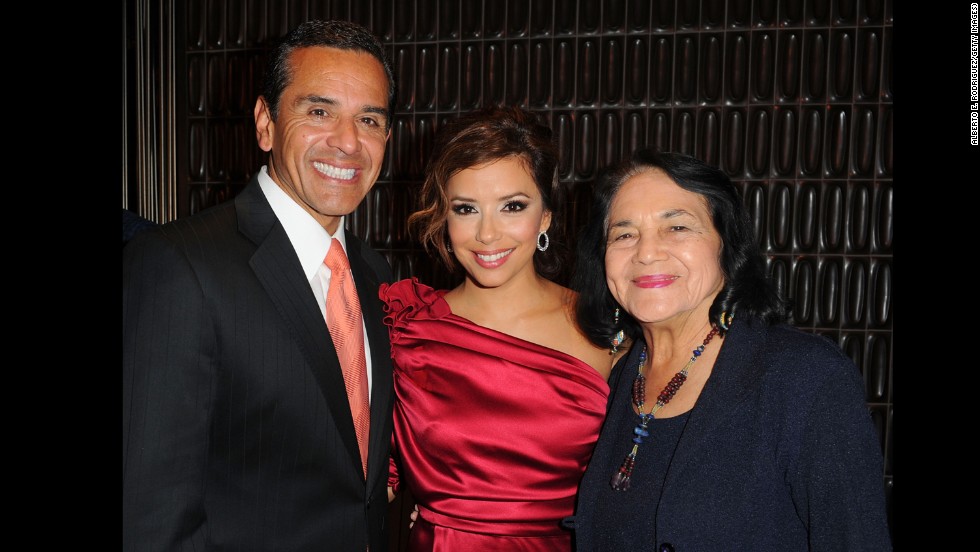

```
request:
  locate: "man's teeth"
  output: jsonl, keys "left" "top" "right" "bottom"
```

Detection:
{"left": 313, "top": 162, "right": 355, "bottom": 180}
{"left": 477, "top": 250, "right": 510, "bottom": 262}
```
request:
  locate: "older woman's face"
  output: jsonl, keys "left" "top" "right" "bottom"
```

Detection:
{"left": 604, "top": 169, "right": 725, "bottom": 327}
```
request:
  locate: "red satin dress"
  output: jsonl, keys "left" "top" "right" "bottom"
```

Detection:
{"left": 380, "top": 278, "right": 609, "bottom": 551}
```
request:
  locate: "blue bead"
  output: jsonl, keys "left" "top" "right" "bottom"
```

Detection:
{"left": 633, "top": 436, "right": 644, "bottom": 444}
{"left": 634, "top": 427, "right": 649, "bottom": 437}
{"left": 693, "top": 349, "right": 701, "bottom": 357}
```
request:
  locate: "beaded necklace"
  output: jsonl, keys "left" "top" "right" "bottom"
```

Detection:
{"left": 610, "top": 324, "right": 721, "bottom": 491}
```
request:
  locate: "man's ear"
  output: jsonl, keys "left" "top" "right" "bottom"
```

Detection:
{"left": 254, "top": 97, "right": 274, "bottom": 153}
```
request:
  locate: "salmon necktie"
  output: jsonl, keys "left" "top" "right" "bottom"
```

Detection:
{"left": 324, "top": 238, "right": 370, "bottom": 477}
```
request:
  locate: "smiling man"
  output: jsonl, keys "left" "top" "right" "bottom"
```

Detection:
{"left": 123, "top": 20, "right": 397, "bottom": 552}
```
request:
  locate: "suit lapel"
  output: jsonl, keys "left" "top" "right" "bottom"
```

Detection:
{"left": 237, "top": 180, "right": 364, "bottom": 477}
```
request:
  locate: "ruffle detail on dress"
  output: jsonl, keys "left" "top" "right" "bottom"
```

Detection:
{"left": 379, "top": 278, "right": 451, "bottom": 339}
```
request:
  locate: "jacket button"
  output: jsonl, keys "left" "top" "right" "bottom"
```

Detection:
{"left": 658, "top": 543, "right": 675, "bottom": 552}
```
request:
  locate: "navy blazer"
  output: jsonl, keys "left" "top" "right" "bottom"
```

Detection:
{"left": 571, "top": 316, "right": 892, "bottom": 551}
{"left": 123, "top": 177, "right": 395, "bottom": 551}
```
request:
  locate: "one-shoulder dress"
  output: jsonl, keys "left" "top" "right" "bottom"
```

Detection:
{"left": 380, "top": 278, "right": 609, "bottom": 551}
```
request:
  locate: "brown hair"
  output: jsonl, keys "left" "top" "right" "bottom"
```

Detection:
{"left": 409, "top": 105, "right": 565, "bottom": 278}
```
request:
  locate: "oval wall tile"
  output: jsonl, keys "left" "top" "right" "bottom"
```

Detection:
{"left": 576, "top": 111, "right": 597, "bottom": 178}
{"left": 834, "top": 0, "right": 857, "bottom": 25}
{"left": 755, "top": 0, "right": 778, "bottom": 26}
{"left": 555, "top": 112, "right": 574, "bottom": 179}
{"left": 676, "top": 36, "right": 698, "bottom": 103}
{"left": 843, "top": 258, "right": 868, "bottom": 327}
{"left": 188, "top": 121, "right": 205, "bottom": 180}
{"left": 826, "top": 107, "right": 849, "bottom": 176}
{"left": 531, "top": 0, "right": 553, "bottom": 36}
{"left": 416, "top": 0, "right": 436, "bottom": 40}
{"left": 227, "top": 1, "right": 244, "bottom": 47}
{"left": 839, "top": 332, "right": 864, "bottom": 376}
{"left": 703, "top": 0, "right": 726, "bottom": 28}
{"left": 207, "top": 121, "right": 228, "bottom": 180}
{"left": 652, "top": 0, "right": 675, "bottom": 30}
{"left": 650, "top": 110, "right": 671, "bottom": 153}
{"left": 858, "top": 29, "right": 881, "bottom": 100}
{"left": 770, "top": 182, "right": 792, "bottom": 252}
{"left": 579, "top": 39, "right": 599, "bottom": 105}
{"left": 881, "top": 28, "right": 892, "bottom": 100}
{"left": 846, "top": 182, "right": 870, "bottom": 253}
{"left": 796, "top": 182, "right": 818, "bottom": 252}
{"left": 726, "top": 33, "right": 749, "bottom": 103}
{"left": 768, "top": 256, "right": 789, "bottom": 303}
{"left": 651, "top": 37, "right": 673, "bottom": 104}
{"left": 873, "top": 181, "right": 893, "bottom": 253}
{"left": 462, "top": 1, "right": 481, "bottom": 38}
{"left": 604, "top": 0, "right": 626, "bottom": 32}
{"left": 804, "top": 31, "right": 827, "bottom": 101}
{"left": 830, "top": 30, "right": 854, "bottom": 101}
{"left": 554, "top": 40, "right": 574, "bottom": 105}
{"left": 701, "top": 34, "right": 723, "bottom": 103}
{"left": 187, "top": 54, "right": 205, "bottom": 115}
{"left": 395, "top": 47, "right": 415, "bottom": 111}
{"left": 555, "top": 0, "right": 576, "bottom": 35}
{"left": 438, "top": 46, "right": 459, "bottom": 110}
{"left": 485, "top": 0, "right": 505, "bottom": 37}
{"left": 207, "top": 0, "right": 225, "bottom": 48}
{"left": 603, "top": 38, "right": 624, "bottom": 105}
{"left": 807, "top": 0, "right": 830, "bottom": 25}
{"left": 817, "top": 257, "right": 841, "bottom": 326}
{"left": 867, "top": 334, "right": 890, "bottom": 401}
{"left": 870, "top": 259, "right": 892, "bottom": 328}
{"left": 698, "top": 109, "right": 721, "bottom": 167}
{"left": 625, "top": 111, "right": 646, "bottom": 155}
{"left": 748, "top": 108, "right": 771, "bottom": 177}
{"left": 852, "top": 107, "right": 876, "bottom": 176}
{"left": 673, "top": 110, "right": 695, "bottom": 155}
{"left": 507, "top": 41, "right": 528, "bottom": 106}
{"left": 440, "top": 0, "right": 459, "bottom": 39}
{"left": 744, "top": 183, "right": 768, "bottom": 250}
{"left": 801, "top": 107, "right": 824, "bottom": 176}
{"left": 752, "top": 32, "right": 775, "bottom": 101}
{"left": 678, "top": 0, "right": 700, "bottom": 30}
{"left": 600, "top": 112, "right": 622, "bottom": 170}
{"left": 629, "top": 0, "right": 651, "bottom": 31}
{"left": 417, "top": 46, "right": 436, "bottom": 110}
{"left": 723, "top": 109, "right": 746, "bottom": 177}
{"left": 392, "top": 117, "right": 413, "bottom": 179}
{"left": 461, "top": 44, "right": 482, "bottom": 109}
{"left": 821, "top": 182, "right": 845, "bottom": 252}
{"left": 792, "top": 256, "right": 815, "bottom": 325}
{"left": 245, "top": 0, "right": 266, "bottom": 47}
{"left": 774, "top": 107, "right": 798, "bottom": 176}
{"left": 485, "top": 42, "right": 505, "bottom": 105}
{"left": 580, "top": 0, "right": 600, "bottom": 33}
{"left": 878, "top": 105, "right": 892, "bottom": 177}
{"left": 394, "top": 0, "right": 413, "bottom": 41}
{"left": 626, "top": 38, "right": 648, "bottom": 104}
{"left": 781, "top": 0, "right": 803, "bottom": 25}
{"left": 729, "top": 0, "right": 752, "bottom": 27}
{"left": 226, "top": 54, "right": 249, "bottom": 115}
{"left": 207, "top": 54, "right": 227, "bottom": 115}
{"left": 778, "top": 31, "right": 801, "bottom": 101}
{"left": 530, "top": 41, "right": 552, "bottom": 107}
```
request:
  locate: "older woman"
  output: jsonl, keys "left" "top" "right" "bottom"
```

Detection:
{"left": 568, "top": 149, "right": 892, "bottom": 551}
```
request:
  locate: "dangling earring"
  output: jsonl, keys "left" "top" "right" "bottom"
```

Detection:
{"left": 718, "top": 311, "right": 733, "bottom": 331}
{"left": 610, "top": 307, "right": 625, "bottom": 354}
{"left": 536, "top": 231, "right": 550, "bottom": 252}
{"left": 447, "top": 242, "right": 453, "bottom": 253}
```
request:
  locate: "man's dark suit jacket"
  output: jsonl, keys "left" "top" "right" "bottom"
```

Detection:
{"left": 123, "top": 177, "right": 395, "bottom": 551}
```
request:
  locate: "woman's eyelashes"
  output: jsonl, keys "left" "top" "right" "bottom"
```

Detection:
{"left": 450, "top": 199, "right": 531, "bottom": 215}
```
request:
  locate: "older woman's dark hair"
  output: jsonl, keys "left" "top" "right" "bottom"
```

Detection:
{"left": 409, "top": 105, "right": 566, "bottom": 279}
{"left": 261, "top": 20, "right": 395, "bottom": 131}
{"left": 573, "top": 149, "right": 788, "bottom": 347}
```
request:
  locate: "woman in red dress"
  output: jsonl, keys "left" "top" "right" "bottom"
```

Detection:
{"left": 381, "top": 106, "right": 616, "bottom": 551}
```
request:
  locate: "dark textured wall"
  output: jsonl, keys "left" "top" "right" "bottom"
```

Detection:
{"left": 163, "top": 0, "right": 893, "bottom": 547}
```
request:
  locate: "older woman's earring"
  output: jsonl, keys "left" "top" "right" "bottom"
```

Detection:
{"left": 718, "top": 311, "right": 733, "bottom": 331}
{"left": 536, "top": 231, "right": 550, "bottom": 252}
{"left": 610, "top": 308, "right": 625, "bottom": 354}
{"left": 447, "top": 243, "right": 453, "bottom": 253}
